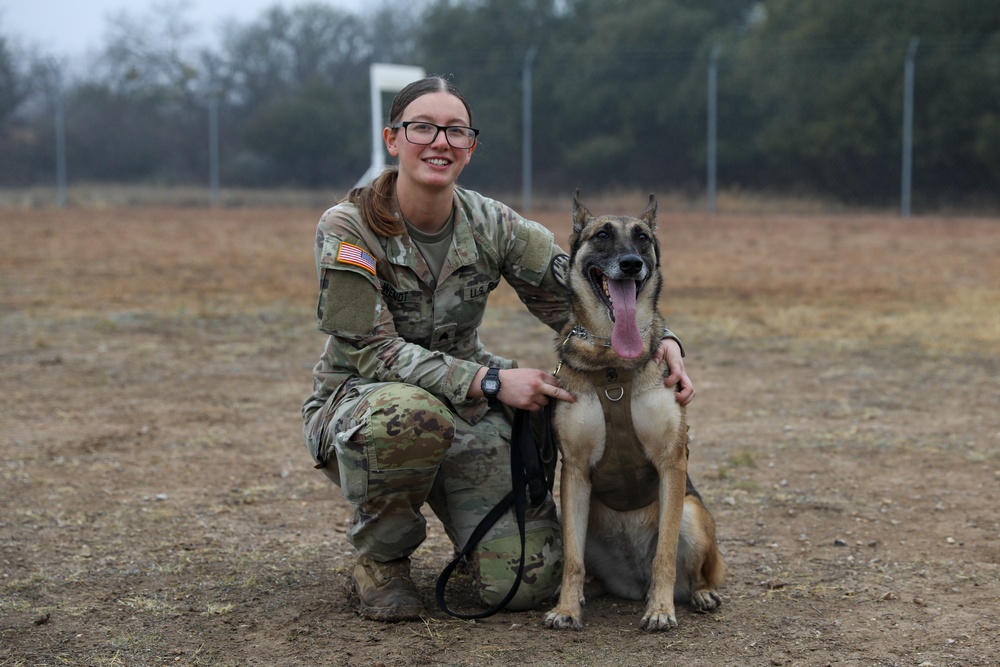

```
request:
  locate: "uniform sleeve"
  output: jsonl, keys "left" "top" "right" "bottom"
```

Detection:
{"left": 661, "top": 325, "right": 685, "bottom": 357}
{"left": 315, "top": 233, "right": 382, "bottom": 337}
{"left": 335, "top": 304, "right": 486, "bottom": 414}
{"left": 499, "top": 214, "right": 572, "bottom": 334}
{"left": 314, "top": 220, "right": 487, "bottom": 416}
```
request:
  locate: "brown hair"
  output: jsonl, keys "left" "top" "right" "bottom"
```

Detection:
{"left": 346, "top": 76, "right": 473, "bottom": 237}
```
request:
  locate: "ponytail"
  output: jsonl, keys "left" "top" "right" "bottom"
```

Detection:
{"left": 346, "top": 167, "right": 404, "bottom": 238}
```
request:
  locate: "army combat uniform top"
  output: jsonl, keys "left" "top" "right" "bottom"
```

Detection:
{"left": 303, "top": 186, "right": 570, "bottom": 435}
{"left": 301, "top": 186, "right": 572, "bottom": 610}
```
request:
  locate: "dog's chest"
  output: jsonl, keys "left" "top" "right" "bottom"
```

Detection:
{"left": 580, "top": 369, "right": 661, "bottom": 511}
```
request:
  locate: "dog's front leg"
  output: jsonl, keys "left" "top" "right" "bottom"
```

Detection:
{"left": 543, "top": 460, "right": 591, "bottom": 630}
{"left": 641, "top": 460, "right": 687, "bottom": 631}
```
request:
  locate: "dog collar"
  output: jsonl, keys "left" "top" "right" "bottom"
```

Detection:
{"left": 565, "top": 324, "right": 653, "bottom": 347}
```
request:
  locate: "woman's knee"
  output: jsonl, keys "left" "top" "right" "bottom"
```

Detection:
{"left": 360, "top": 384, "right": 456, "bottom": 470}
{"left": 315, "top": 383, "right": 456, "bottom": 499}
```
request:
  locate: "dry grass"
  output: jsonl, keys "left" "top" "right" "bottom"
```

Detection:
{"left": 2, "top": 204, "right": 999, "bottom": 667}
{"left": 4, "top": 204, "right": 997, "bottom": 358}
{"left": 2, "top": 184, "right": 886, "bottom": 215}
{"left": 0, "top": 185, "right": 346, "bottom": 210}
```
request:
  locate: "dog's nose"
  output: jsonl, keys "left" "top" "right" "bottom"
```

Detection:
{"left": 619, "top": 254, "right": 644, "bottom": 276}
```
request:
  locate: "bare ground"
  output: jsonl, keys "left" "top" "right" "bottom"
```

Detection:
{"left": 1, "top": 204, "right": 998, "bottom": 667}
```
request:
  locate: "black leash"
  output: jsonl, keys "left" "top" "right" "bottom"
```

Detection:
{"left": 435, "top": 407, "right": 556, "bottom": 619}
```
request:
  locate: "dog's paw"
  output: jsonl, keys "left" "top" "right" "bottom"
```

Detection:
{"left": 691, "top": 589, "right": 722, "bottom": 611}
{"left": 640, "top": 608, "right": 678, "bottom": 632}
{"left": 543, "top": 609, "right": 584, "bottom": 631}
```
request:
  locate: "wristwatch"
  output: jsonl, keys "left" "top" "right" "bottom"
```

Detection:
{"left": 481, "top": 367, "right": 501, "bottom": 402}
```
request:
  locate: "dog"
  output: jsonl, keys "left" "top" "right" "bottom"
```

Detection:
{"left": 543, "top": 191, "right": 724, "bottom": 631}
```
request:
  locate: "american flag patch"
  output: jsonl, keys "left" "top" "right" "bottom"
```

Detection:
{"left": 337, "top": 242, "right": 376, "bottom": 275}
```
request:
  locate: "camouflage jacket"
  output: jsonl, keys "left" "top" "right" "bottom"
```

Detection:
{"left": 302, "top": 187, "right": 572, "bottom": 426}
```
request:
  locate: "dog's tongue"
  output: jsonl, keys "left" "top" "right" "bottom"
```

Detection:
{"left": 608, "top": 278, "right": 643, "bottom": 359}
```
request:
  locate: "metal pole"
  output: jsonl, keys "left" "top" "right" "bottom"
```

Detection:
{"left": 901, "top": 37, "right": 919, "bottom": 218}
{"left": 208, "top": 89, "right": 220, "bottom": 207}
{"left": 522, "top": 46, "right": 537, "bottom": 214}
{"left": 370, "top": 66, "right": 383, "bottom": 175}
{"left": 52, "top": 63, "right": 67, "bottom": 209}
{"left": 707, "top": 44, "right": 721, "bottom": 215}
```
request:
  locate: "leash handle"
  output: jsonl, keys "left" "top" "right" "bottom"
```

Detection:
{"left": 435, "top": 407, "right": 554, "bottom": 619}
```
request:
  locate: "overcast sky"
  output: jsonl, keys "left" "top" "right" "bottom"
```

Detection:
{"left": 1, "top": 0, "right": 370, "bottom": 57}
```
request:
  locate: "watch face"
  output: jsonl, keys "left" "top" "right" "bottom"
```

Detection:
{"left": 482, "top": 368, "right": 501, "bottom": 397}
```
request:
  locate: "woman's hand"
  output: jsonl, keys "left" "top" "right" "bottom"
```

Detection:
{"left": 471, "top": 367, "right": 576, "bottom": 412}
{"left": 654, "top": 338, "right": 695, "bottom": 406}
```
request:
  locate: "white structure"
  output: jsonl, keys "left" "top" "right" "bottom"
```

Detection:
{"left": 354, "top": 63, "right": 427, "bottom": 188}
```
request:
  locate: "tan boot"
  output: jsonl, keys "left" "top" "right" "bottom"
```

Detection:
{"left": 352, "top": 556, "right": 425, "bottom": 621}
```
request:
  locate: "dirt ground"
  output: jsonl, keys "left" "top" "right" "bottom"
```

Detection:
{"left": 1, "top": 202, "right": 998, "bottom": 667}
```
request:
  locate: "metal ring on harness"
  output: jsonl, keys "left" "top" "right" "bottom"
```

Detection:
{"left": 605, "top": 386, "right": 625, "bottom": 401}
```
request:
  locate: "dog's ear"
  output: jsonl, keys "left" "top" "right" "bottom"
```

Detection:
{"left": 641, "top": 193, "right": 658, "bottom": 231}
{"left": 572, "top": 189, "right": 591, "bottom": 235}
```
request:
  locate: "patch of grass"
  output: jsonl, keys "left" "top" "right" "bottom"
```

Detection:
{"left": 118, "top": 594, "right": 177, "bottom": 614}
{"left": 4, "top": 572, "right": 49, "bottom": 593}
{"left": 204, "top": 602, "right": 234, "bottom": 615}
{"left": 717, "top": 450, "right": 757, "bottom": 482}
{"left": 109, "top": 631, "right": 163, "bottom": 652}
{"left": 728, "top": 451, "right": 757, "bottom": 468}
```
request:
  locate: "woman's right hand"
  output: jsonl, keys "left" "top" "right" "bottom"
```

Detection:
{"left": 472, "top": 367, "right": 576, "bottom": 411}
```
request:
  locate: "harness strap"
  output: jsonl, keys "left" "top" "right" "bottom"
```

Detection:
{"left": 435, "top": 407, "right": 556, "bottom": 619}
{"left": 587, "top": 368, "right": 660, "bottom": 512}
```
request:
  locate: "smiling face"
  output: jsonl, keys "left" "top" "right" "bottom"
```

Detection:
{"left": 384, "top": 91, "right": 477, "bottom": 193}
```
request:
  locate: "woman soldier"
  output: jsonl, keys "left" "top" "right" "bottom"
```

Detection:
{"left": 302, "top": 76, "right": 693, "bottom": 621}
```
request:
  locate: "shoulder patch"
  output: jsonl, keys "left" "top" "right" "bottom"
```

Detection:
{"left": 337, "top": 241, "right": 377, "bottom": 275}
{"left": 515, "top": 221, "right": 555, "bottom": 275}
{"left": 317, "top": 269, "right": 380, "bottom": 336}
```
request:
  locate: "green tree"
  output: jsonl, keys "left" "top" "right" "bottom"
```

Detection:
{"left": 415, "top": 0, "right": 560, "bottom": 191}
{"left": 220, "top": 2, "right": 419, "bottom": 186}
{"left": 220, "top": 4, "right": 369, "bottom": 112}
{"left": 242, "top": 83, "right": 366, "bottom": 186}
{"left": 537, "top": 0, "right": 756, "bottom": 192}
{"left": 0, "top": 32, "right": 29, "bottom": 124}
{"left": 722, "top": 0, "right": 1000, "bottom": 204}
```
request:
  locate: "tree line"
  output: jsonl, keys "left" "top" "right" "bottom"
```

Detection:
{"left": 2, "top": 0, "right": 998, "bottom": 208}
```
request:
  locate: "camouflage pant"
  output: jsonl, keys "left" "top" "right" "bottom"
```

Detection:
{"left": 303, "top": 382, "right": 563, "bottom": 611}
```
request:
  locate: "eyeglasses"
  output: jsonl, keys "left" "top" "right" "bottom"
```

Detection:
{"left": 392, "top": 121, "right": 479, "bottom": 149}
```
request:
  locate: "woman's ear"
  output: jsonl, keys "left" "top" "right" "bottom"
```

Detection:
{"left": 383, "top": 126, "right": 399, "bottom": 157}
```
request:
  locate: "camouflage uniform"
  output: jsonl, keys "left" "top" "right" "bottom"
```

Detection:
{"left": 302, "top": 186, "right": 571, "bottom": 610}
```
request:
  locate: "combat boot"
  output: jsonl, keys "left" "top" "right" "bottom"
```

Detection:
{"left": 352, "top": 555, "right": 425, "bottom": 621}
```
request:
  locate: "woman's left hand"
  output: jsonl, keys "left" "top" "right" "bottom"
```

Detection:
{"left": 654, "top": 338, "right": 695, "bottom": 406}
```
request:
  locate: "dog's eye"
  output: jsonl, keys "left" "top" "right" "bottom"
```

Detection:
{"left": 595, "top": 230, "right": 609, "bottom": 239}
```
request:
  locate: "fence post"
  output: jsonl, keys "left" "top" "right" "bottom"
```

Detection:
{"left": 208, "top": 87, "right": 220, "bottom": 208}
{"left": 51, "top": 61, "right": 67, "bottom": 209}
{"left": 901, "top": 37, "right": 919, "bottom": 218}
{"left": 707, "top": 44, "right": 721, "bottom": 215}
{"left": 522, "top": 46, "right": 537, "bottom": 214}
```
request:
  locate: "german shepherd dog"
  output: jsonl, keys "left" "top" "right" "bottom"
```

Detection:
{"left": 544, "top": 192, "right": 724, "bottom": 631}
